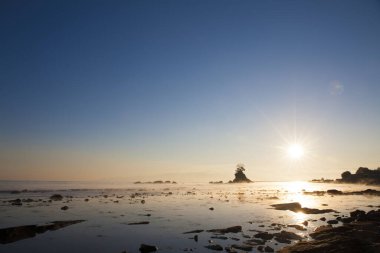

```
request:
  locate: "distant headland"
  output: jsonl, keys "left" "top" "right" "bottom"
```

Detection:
{"left": 311, "top": 167, "right": 380, "bottom": 185}
{"left": 210, "top": 164, "right": 253, "bottom": 184}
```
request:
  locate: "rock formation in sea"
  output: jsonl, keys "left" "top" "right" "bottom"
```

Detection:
{"left": 229, "top": 164, "right": 252, "bottom": 183}
{"left": 311, "top": 167, "right": 380, "bottom": 185}
{"left": 337, "top": 167, "right": 380, "bottom": 185}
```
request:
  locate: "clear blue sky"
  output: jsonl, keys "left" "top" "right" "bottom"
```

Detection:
{"left": 1, "top": 0, "right": 380, "bottom": 181}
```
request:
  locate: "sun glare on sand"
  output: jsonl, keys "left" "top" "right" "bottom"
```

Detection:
{"left": 287, "top": 144, "right": 304, "bottom": 159}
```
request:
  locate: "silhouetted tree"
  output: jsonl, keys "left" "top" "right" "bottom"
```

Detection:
{"left": 341, "top": 171, "right": 352, "bottom": 180}
{"left": 235, "top": 163, "right": 246, "bottom": 173}
{"left": 356, "top": 167, "right": 370, "bottom": 175}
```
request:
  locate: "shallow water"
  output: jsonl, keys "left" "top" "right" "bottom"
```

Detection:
{"left": 0, "top": 181, "right": 379, "bottom": 253}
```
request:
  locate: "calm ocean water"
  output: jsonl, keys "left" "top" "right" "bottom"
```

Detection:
{"left": 0, "top": 181, "right": 379, "bottom": 253}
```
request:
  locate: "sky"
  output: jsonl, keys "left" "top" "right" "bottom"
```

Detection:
{"left": 1, "top": 0, "right": 380, "bottom": 182}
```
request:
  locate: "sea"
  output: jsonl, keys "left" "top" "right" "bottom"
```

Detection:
{"left": 0, "top": 180, "right": 379, "bottom": 253}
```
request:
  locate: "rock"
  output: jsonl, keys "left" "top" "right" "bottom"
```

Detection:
{"left": 224, "top": 247, "right": 238, "bottom": 253}
{"left": 302, "top": 221, "right": 308, "bottom": 226}
{"left": 193, "top": 235, "right": 198, "bottom": 242}
{"left": 128, "top": 221, "right": 149, "bottom": 225}
{"left": 303, "top": 191, "right": 325, "bottom": 196}
{"left": 327, "top": 189, "right": 343, "bottom": 195}
{"left": 207, "top": 226, "right": 242, "bottom": 234}
{"left": 271, "top": 202, "right": 302, "bottom": 211}
{"left": 337, "top": 167, "right": 380, "bottom": 185}
{"left": 278, "top": 235, "right": 370, "bottom": 253}
{"left": 49, "top": 194, "right": 63, "bottom": 201}
{"left": 271, "top": 202, "right": 337, "bottom": 214}
{"left": 254, "top": 231, "right": 274, "bottom": 240}
{"left": 230, "top": 164, "right": 253, "bottom": 183}
{"left": 61, "top": 206, "right": 69, "bottom": 210}
{"left": 327, "top": 220, "right": 339, "bottom": 225}
{"left": 274, "top": 230, "right": 303, "bottom": 241}
{"left": 211, "top": 236, "right": 228, "bottom": 240}
{"left": 183, "top": 229, "right": 204, "bottom": 234}
{"left": 287, "top": 224, "right": 306, "bottom": 231}
{"left": 366, "top": 210, "right": 380, "bottom": 221}
{"left": 0, "top": 220, "right": 85, "bottom": 244}
{"left": 9, "top": 199, "right": 22, "bottom": 206}
{"left": 231, "top": 244, "right": 253, "bottom": 251}
{"left": 209, "top": 207, "right": 214, "bottom": 211}
{"left": 350, "top": 210, "right": 365, "bottom": 218}
{"left": 278, "top": 209, "right": 380, "bottom": 253}
{"left": 209, "top": 181, "right": 223, "bottom": 184}
{"left": 139, "top": 244, "right": 158, "bottom": 253}
{"left": 341, "top": 217, "right": 355, "bottom": 223}
{"left": 264, "top": 246, "right": 274, "bottom": 252}
{"left": 313, "top": 225, "right": 332, "bottom": 233}
{"left": 204, "top": 244, "right": 223, "bottom": 251}
{"left": 301, "top": 207, "right": 338, "bottom": 214}
{"left": 274, "top": 237, "right": 291, "bottom": 244}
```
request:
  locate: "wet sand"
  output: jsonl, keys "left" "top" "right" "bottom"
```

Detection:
{"left": 0, "top": 182, "right": 379, "bottom": 253}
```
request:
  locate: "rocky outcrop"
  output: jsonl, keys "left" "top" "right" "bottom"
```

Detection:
{"left": 337, "top": 167, "right": 380, "bottom": 185}
{"left": 0, "top": 220, "right": 85, "bottom": 244}
{"left": 229, "top": 164, "right": 252, "bottom": 183}
{"left": 207, "top": 226, "right": 242, "bottom": 234}
{"left": 312, "top": 167, "right": 380, "bottom": 185}
{"left": 278, "top": 209, "right": 380, "bottom": 253}
{"left": 271, "top": 202, "right": 338, "bottom": 214}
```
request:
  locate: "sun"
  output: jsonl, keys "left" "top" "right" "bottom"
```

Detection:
{"left": 287, "top": 144, "right": 304, "bottom": 159}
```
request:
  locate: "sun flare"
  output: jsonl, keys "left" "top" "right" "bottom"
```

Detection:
{"left": 287, "top": 144, "right": 304, "bottom": 159}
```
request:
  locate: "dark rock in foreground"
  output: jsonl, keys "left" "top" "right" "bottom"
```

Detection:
{"left": 271, "top": 202, "right": 338, "bottom": 214}
{"left": 231, "top": 244, "right": 253, "bottom": 251}
{"left": 204, "top": 244, "right": 223, "bottom": 251}
{"left": 139, "top": 244, "right": 158, "bottom": 253}
{"left": 49, "top": 194, "right": 63, "bottom": 201}
{"left": 207, "top": 226, "right": 242, "bottom": 234}
{"left": 278, "top": 209, "right": 380, "bottom": 253}
{"left": 183, "top": 229, "right": 204, "bottom": 234}
{"left": 0, "top": 220, "right": 85, "bottom": 244}
{"left": 128, "top": 221, "right": 149, "bottom": 225}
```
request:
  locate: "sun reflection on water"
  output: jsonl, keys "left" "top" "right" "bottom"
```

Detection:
{"left": 282, "top": 181, "right": 318, "bottom": 224}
